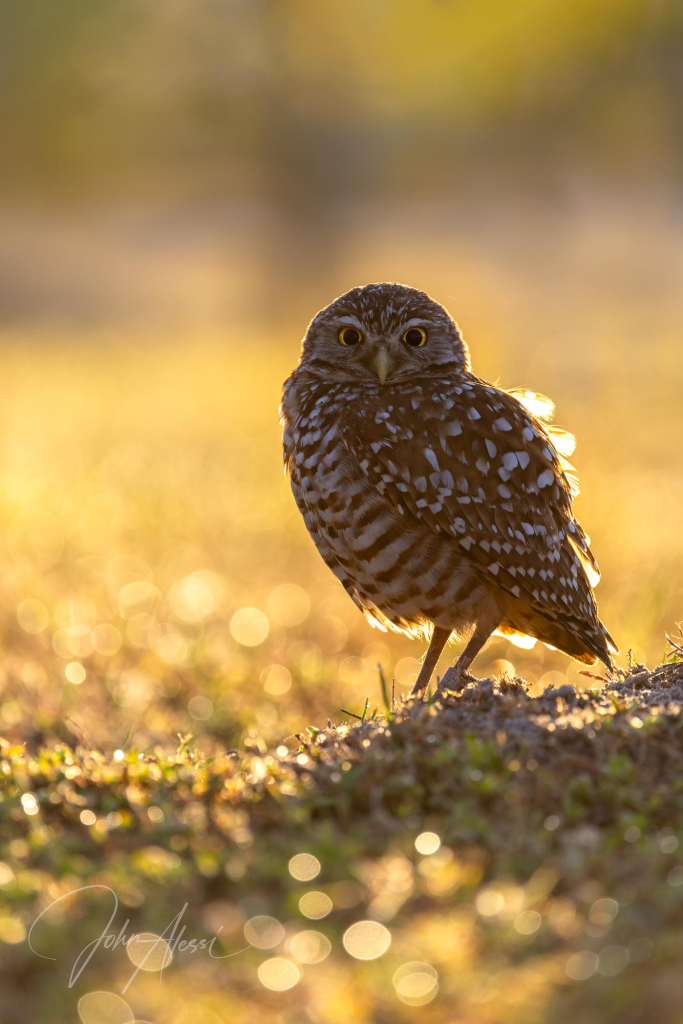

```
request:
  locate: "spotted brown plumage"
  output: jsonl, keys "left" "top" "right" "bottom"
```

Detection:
{"left": 281, "top": 282, "right": 617, "bottom": 696}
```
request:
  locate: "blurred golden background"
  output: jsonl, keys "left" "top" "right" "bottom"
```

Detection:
{"left": 1, "top": 4, "right": 683, "bottom": 1024}
{"left": 1, "top": 0, "right": 681, "bottom": 753}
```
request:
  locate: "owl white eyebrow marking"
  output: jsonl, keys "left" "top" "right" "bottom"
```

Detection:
{"left": 336, "top": 315, "right": 365, "bottom": 329}
{"left": 400, "top": 317, "right": 431, "bottom": 329}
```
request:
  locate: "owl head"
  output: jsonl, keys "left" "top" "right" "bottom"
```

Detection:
{"left": 300, "top": 283, "right": 471, "bottom": 384}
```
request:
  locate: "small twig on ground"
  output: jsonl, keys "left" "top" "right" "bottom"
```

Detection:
{"left": 665, "top": 632, "right": 683, "bottom": 660}
{"left": 176, "top": 732, "right": 194, "bottom": 753}
{"left": 64, "top": 716, "right": 93, "bottom": 749}
{"left": 339, "top": 707, "right": 363, "bottom": 721}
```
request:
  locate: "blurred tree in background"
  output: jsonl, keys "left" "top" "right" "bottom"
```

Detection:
{"left": 1, "top": 0, "right": 681, "bottom": 321}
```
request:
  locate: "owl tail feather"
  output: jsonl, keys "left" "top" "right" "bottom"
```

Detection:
{"left": 500, "top": 610, "right": 617, "bottom": 673}
{"left": 564, "top": 619, "right": 618, "bottom": 673}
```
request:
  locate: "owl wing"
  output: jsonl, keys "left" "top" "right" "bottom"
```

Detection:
{"left": 342, "top": 378, "right": 603, "bottom": 640}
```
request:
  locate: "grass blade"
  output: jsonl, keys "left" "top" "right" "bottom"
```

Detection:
{"left": 377, "top": 663, "right": 391, "bottom": 711}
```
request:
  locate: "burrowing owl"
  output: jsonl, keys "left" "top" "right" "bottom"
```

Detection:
{"left": 281, "top": 283, "right": 617, "bottom": 696}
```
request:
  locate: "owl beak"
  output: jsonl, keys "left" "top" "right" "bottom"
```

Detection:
{"left": 374, "top": 346, "right": 391, "bottom": 385}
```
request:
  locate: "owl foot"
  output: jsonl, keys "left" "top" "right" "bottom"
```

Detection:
{"left": 434, "top": 666, "right": 470, "bottom": 696}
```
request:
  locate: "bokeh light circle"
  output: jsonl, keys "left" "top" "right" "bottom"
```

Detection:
{"left": 77, "top": 990, "right": 134, "bottom": 1024}
{"left": 289, "top": 853, "right": 321, "bottom": 881}
{"left": 299, "top": 891, "right": 332, "bottom": 919}
{"left": 244, "top": 915, "right": 285, "bottom": 949}
{"left": 17, "top": 599, "right": 49, "bottom": 634}
{"left": 125, "top": 932, "right": 173, "bottom": 971}
{"left": 415, "top": 831, "right": 441, "bottom": 855}
{"left": 514, "top": 910, "right": 541, "bottom": 934}
{"left": 566, "top": 950, "right": 599, "bottom": 980}
{"left": 476, "top": 888, "right": 505, "bottom": 916}
{"left": 257, "top": 957, "right": 301, "bottom": 991}
{"left": 394, "top": 657, "right": 421, "bottom": 687}
{"left": 266, "top": 583, "right": 310, "bottom": 627}
{"left": 66, "top": 661, "right": 86, "bottom": 684}
{"left": 230, "top": 607, "right": 269, "bottom": 646}
{"left": 91, "top": 623, "right": 122, "bottom": 656}
{"left": 169, "top": 571, "right": 224, "bottom": 622}
{"left": 261, "top": 664, "right": 292, "bottom": 695}
{"left": 290, "top": 930, "right": 331, "bottom": 964}
{"left": 393, "top": 962, "right": 439, "bottom": 1005}
{"left": 343, "top": 920, "right": 391, "bottom": 960}
{"left": 188, "top": 695, "right": 213, "bottom": 721}
{"left": 21, "top": 793, "right": 39, "bottom": 816}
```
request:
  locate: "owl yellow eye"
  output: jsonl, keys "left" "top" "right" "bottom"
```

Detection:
{"left": 339, "top": 327, "right": 363, "bottom": 346}
{"left": 403, "top": 327, "right": 427, "bottom": 348}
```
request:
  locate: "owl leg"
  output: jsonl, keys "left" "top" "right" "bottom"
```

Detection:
{"left": 436, "top": 611, "right": 501, "bottom": 694}
{"left": 410, "top": 625, "right": 452, "bottom": 698}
